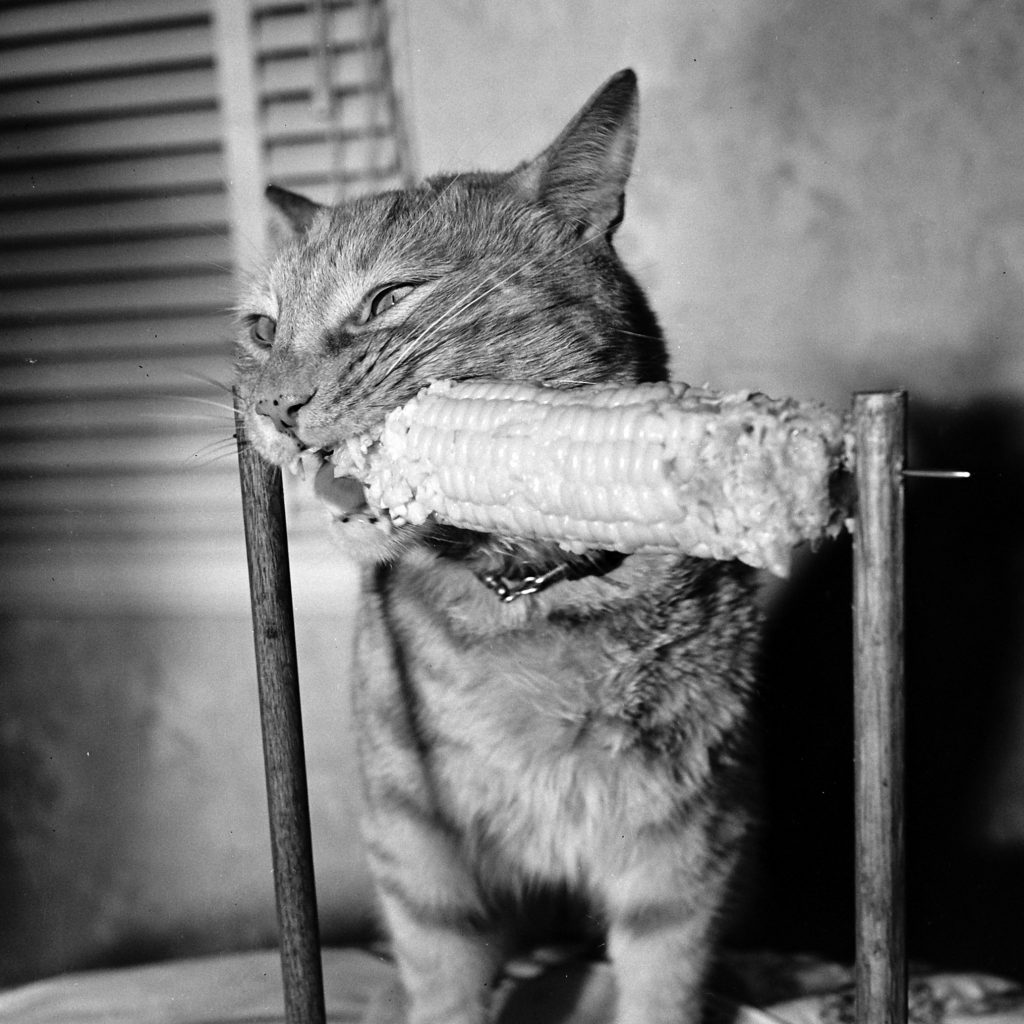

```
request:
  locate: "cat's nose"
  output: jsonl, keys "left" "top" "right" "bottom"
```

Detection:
{"left": 255, "top": 392, "right": 312, "bottom": 436}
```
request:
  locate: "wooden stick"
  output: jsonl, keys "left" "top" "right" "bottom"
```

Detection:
{"left": 234, "top": 390, "right": 327, "bottom": 1024}
{"left": 852, "top": 391, "right": 907, "bottom": 1024}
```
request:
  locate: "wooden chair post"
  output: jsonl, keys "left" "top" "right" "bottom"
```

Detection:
{"left": 231, "top": 384, "right": 911, "bottom": 1024}
{"left": 234, "top": 391, "right": 327, "bottom": 1024}
{"left": 852, "top": 391, "right": 908, "bottom": 1024}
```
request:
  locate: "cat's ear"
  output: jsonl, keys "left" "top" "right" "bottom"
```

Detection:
{"left": 513, "top": 69, "right": 638, "bottom": 241}
{"left": 266, "top": 184, "right": 324, "bottom": 235}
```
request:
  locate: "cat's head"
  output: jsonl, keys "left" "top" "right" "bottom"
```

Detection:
{"left": 235, "top": 69, "right": 666, "bottom": 565}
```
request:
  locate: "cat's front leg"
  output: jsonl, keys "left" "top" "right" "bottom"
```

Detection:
{"left": 606, "top": 908, "right": 713, "bottom": 1024}
{"left": 602, "top": 824, "right": 741, "bottom": 1024}
{"left": 364, "top": 818, "right": 506, "bottom": 1024}
{"left": 354, "top": 603, "right": 506, "bottom": 1022}
{"left": 382, "top": 896, "right": 505, "bottom": 1024}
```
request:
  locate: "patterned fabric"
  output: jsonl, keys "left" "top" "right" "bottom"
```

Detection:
{"left": 762, "top": 966, "right": 1024, "bottom": 1024}
{"left": 0, "top": 947, "right": 1021, "bottom": 1024}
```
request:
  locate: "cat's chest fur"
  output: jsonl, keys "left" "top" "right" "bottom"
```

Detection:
{"left": 354, "top": 549, "right": 758, "bottom": 886}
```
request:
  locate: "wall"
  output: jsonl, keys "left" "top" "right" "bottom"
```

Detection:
{"left": 0, "top": 601, "right": 376, "bottom": 985}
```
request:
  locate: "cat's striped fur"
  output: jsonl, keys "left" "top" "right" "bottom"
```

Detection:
{"left": 236, "top": 70, "right": 761, "bottom": 1024}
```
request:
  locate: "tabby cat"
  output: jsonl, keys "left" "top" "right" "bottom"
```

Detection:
{"left": 235, "top": 69, "right": 761, "bottom": 1024}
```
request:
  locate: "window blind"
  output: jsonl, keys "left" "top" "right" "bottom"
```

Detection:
{"left": 0, "top": 0, "right": 410, "bottom": 612}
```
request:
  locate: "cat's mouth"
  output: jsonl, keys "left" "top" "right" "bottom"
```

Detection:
{"left": 313, "top": 461, "right": 371, "bottom": 520}
{"left": 285, "top": 432, "right": 392, "bottom": 530}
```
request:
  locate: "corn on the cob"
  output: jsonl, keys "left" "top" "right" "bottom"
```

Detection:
{"left": 329, "top": 379, "right": 851, "bottom": 576}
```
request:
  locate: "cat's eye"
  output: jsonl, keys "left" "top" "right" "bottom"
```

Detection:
{"left": 249, "top": 314, "right": 276, "bottom": 348}
{"left": 363, "top": 283, "right": 416, "bottom": 323}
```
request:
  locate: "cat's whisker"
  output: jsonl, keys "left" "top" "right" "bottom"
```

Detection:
{"left": 188, "top": 449, "right": 243, "bottom": 468}
{"left": 186, "top": 437, "right": 243, "bottom": 466}
{"left": 199, "top": 257, "right": 237, "bottom": 275}
{"left": 372, "top": 208, "right": 607, "bottom": 386}
{"left": 441, "top": 230, "right": 594, "bottom": 327}
{"left": 189, "top": 435, "right": 238, "bottom": 458}
{"left": 380, "top": 242, "right": 580, "bottom": 378}
{"left": 615, "top": 327, "right": 666, "bottom": 343}
{"left": 402, "top": 172, "right": 463, "bottom": 235}
{"left": 387, "top": 274, "right": 496, "bottom": 366}
{"left": 378, "top": 233, "right": 597, "bottom": 382}
{"left": 140, "top": 411, "right": 234, "bottom": 425}
{"left": 154, "top": 393, "right": 237, "bottom": 416}
{"left": 382, "top": 219, "right": 600, "bottom": 376}
{"left": 374, "top": 328, "right": 451, "bottom": 387}
{"left": 365, "top": 274, "right": 499, "bottom": 385}
{"left": 172, "top": 368, "right": 235, "bottom": 395}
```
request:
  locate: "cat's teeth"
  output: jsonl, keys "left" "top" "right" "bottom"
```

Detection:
{"left": 346, "top": 436, "right": 368, "bottom": 471}
{"left": 298, "top": 448, "right": 323, "bottom": 481}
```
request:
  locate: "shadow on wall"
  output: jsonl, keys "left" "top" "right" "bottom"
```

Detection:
{"left": 0, "top": 610, "right": 375, "bottom": 987}
{"left": 751, "top": 394, "right": 1024, "bottom": 981}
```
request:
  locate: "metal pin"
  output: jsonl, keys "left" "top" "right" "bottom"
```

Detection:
{"left": 902, "top": 469, "right": 971, "bottom": 480}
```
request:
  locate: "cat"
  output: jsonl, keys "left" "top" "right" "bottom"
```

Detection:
{"left": 235, "top": 69, "right": 761, "bottom": 1024}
